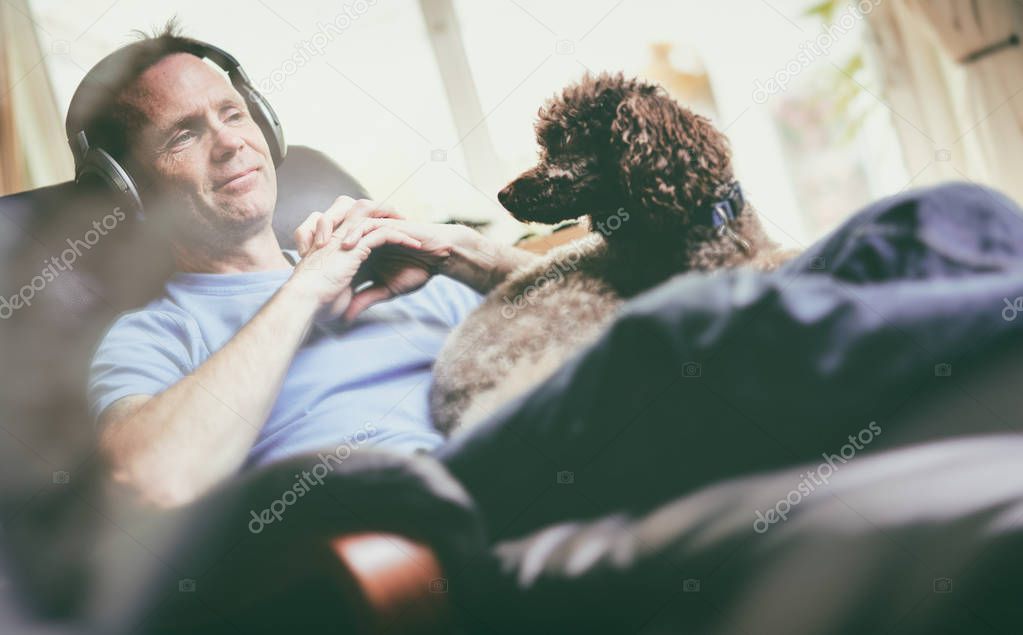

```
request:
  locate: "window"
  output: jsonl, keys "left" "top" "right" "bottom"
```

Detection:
{"left": 26, "top": 0, "right": 907, "bottom": 245}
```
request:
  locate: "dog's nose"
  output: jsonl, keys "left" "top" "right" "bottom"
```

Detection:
{"left": 497, "top": 184, "right": 514, "bottom": 207}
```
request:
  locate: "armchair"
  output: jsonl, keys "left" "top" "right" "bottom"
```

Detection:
{"left": 4, "top": 152, "right": 1023, "bottom": 635}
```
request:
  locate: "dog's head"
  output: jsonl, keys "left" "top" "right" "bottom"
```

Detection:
{"left": 498, "top": 73, "right": 735, "bottom": 237}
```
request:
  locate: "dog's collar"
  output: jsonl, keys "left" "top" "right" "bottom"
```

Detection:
{"left": 700, "top": 182, "right": 752, "bottom": 254}
{"left": 703, "top": 181, "right": 745, "bottom": 229}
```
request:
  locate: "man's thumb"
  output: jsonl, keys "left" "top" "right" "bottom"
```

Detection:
{"left": 343, "top": 284, "right": 394, "bottom": 322}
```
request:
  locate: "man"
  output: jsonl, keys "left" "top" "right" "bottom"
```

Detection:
{"left": 85, "top": 27, "right": 536, "bottom": 508}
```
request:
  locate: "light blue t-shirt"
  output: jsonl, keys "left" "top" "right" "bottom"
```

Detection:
{"left": 87, "top": 250, "right": 483, "bottom": 467}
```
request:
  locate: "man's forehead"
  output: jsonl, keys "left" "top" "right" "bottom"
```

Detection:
{"left": 125, "top": 53, "right": 239, "bottom": 125}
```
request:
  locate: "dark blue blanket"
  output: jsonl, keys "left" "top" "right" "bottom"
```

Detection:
{"left": 438, "top": 182, "right": 1023, "bottom": 540}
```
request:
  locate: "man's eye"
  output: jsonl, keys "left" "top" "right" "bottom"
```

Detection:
{"left": 226, "top": 110, "right": 245, "bottom": 122}
{"left": 170, "top": 130, "right": 197, "bottom": 147}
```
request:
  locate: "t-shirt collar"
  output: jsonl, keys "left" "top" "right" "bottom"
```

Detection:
{"left": 168, "top": 249, "right": 298, "bottom": 294}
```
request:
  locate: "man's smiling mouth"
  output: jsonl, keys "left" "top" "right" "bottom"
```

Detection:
{"left": 214, "top": 167, "right": 260, "bottom": 191}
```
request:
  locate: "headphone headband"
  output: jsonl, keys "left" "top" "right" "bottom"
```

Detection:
{"left": 66, "top": 37, "right": 286, "bottom": 218}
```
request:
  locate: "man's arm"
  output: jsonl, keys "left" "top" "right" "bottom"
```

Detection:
{"left": 99, "top": 220, "right": 424, "bottom": 509}
{"left": 293, "top": 201, "right": 538, "bottom": 297}
{"left": 327, "top": 219, "right": 538, "bottom": 320}
{"left": 438, "top": 225, "right": 538, "bottom": 295}
{"left": 99, "top": 279, "right": 320, "bottom": 508}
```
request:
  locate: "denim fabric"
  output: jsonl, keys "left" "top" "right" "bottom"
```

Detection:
{"left": 436, "top": 183, "right": 1023, "bottom": 541}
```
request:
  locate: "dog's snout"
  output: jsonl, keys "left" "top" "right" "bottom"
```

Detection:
{"left": 497, "top": 183, "right": 515, "bottom": 207}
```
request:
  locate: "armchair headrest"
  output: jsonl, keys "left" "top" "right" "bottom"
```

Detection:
{"left": 271, "top": 145, "right": 369, "bottom": 249}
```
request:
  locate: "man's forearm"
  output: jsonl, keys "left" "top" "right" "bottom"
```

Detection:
{"left": 103, "top": 280, "right": 320, "bottom": 506}
{"left": 442, "top": 227, "right": 538, "bottom": 294}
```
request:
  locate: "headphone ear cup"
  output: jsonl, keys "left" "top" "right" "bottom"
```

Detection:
{"left": 241, "top": 85, "right": 287, "bottom": 167}
{"left": 77, "top": 148, "right": 145, "bottom": 220}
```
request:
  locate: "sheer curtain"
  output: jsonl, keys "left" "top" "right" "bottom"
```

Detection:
{"left": 0, "top": 0, "right": 73, "bottom": 196}
{"left": 864, "top": 0, "right": 1023, "bottom": 203}
{"left": 909, "top": 0, "right": 1023, "bottom": 202}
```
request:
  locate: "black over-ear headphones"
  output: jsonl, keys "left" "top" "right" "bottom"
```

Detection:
{"left": 65, "top": 38, "right": 286, "bottom": 218}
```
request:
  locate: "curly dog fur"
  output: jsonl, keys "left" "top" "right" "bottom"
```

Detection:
{"left": 430, "top": 72, "right": 793, "bottom": 436}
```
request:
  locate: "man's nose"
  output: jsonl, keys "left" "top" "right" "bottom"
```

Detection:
{"left": 211, "top": 123, "right": 245, "bottom": 162}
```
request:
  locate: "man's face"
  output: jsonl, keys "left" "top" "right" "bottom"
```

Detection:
{"left": 124, "top": 53, "right": 276, "bottom": 244}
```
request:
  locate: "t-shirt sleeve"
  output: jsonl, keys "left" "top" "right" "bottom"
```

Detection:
{"left": 429, "top": 275, "right": 485, "bottom": 328}
{"left": 87, "top": 309, "right": 196, "bottom": 423}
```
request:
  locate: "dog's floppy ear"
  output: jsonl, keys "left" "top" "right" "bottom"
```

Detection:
{"left": 610, "top": 89, "right": 732, "bottom": 221}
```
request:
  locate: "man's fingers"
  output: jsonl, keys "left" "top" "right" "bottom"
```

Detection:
{"left": 343, "top": 284, "right": 394, "bottom": 322}
{"left": 315, "top": 213, "right": 334, "bottom": 248}
{"left": 342, "top": 218, "right": 388, "bottom": 248}
{"left": 317, "top": 195, "right": 357, "bottom": 246}
{"left": 323, "top": 195, "right": 356, "bottom": 218}
{"left": 374, "top": 204, "right": 403, "bottom": 219}
{"left": 358, "top": 226, "right": 422, "bottom": 251}
{"left": 342, "top": 218, "right": 426, "bottom": 249}
{"left": 335, "top": 200, "right": 404, "bottom": 244}
{"left": 301, "top": 198, "right": 405, "bottom": 256}
{"left": 334, "top": 200, "right": 374, "bottom": 244}
{"left": 294, "top": 211, "right": 324, "bottom": 256}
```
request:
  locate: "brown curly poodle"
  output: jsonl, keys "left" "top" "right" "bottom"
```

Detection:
{"left": 430, "top": 72, "right": 793, "bottom": 436}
